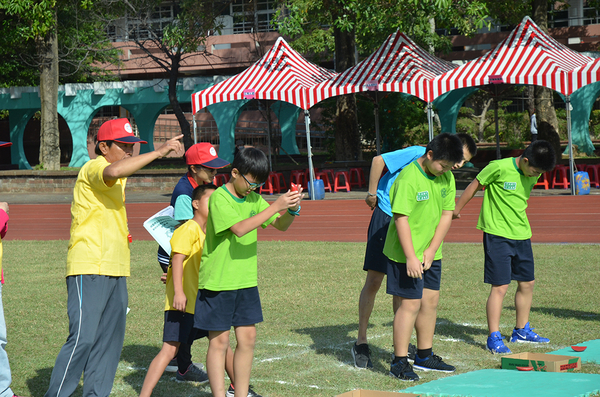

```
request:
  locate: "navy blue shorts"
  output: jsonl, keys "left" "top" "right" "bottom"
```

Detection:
{"left": 163, "top": 310, "right": 208, "bottom": 344}
{"left": 483, "top": 233, "right": 535, "bottom": 285}
{"left": 386, "top": 259, "right": 442, "bottom": 299}
{"left": 363, "top": 206, "right": 394, "bottom": 274}
{"left": 194, "top": 287, "right": 263, "bottom": 331}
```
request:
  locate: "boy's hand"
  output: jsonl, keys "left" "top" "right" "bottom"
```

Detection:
{"left": 274, "top": 188, "right": 303, "bottom": 212}
{"left": 452, "top": 209, "right": 461, "bottom": 219}
{"left": 160, "top": 273, "right": 167, "bottom": 284}
{"left": 156, "top": 134, "right": 184, "bottom": 158}
{"left": 173, "top": 291, "right": 187, "bottom": 312}
{"left": 422, "top": 249, "right": 435, "bottom": 271}
{"left": 406, "top": 256, "right": 423, "bottom": 279}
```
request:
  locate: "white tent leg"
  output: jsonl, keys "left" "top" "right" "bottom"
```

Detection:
{"left": 305, "top": 110, "right": 316, "bottom": 200}
{"left": 427, "top": 103, "right": 434, "bottom": 142}
{"left": 193, "top": 114, "right": 198, "bottom": 144}
{"left": 566, "top": 96, "right": 575, "bottom": 196}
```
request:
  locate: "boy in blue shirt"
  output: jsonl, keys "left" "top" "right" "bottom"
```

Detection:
{"left": 385, "top": 133, "right": 464, "bottom": 381}
{"left": 453, "top": 140, "right": 556, "bottom": 354}
{"left": 353, "top": 134, "right": 477, "bottom": 369}
{"left": 195, "top": 148, "right": 303, "bottom": 397}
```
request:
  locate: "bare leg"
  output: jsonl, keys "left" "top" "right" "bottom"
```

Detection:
{"left": 232, "top": 325, "right": 256, "bottom": 397}
{"left": 515, "top": 280, "right": 535, "bottom": 328}
{"left": 207, "top": 330, "right": 230, "bottom": 397}
{"left": 487, "top": 284, "right": 509, "bottom": 334}
{"left": 392, "top": 298, "right": 421, "bottom": 357}
{"left": 224, "top": 345, "right": 235, "bottom": 386}
{"left": 140, "top": 342, "right": 179, "bottom": 397}
{"left": 414, "top": 289, "right": 439, "bottom": 350}
{"left": 357, "top": 270, "right": 385, "bottom": 344}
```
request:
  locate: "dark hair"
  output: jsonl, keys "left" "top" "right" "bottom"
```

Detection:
{"left": 192, "top": 184, "right": 217, "bottom": 202}
{"left": 425, "top": 133, "right": 464, "bottom": 164}
{"left": 94, "top": 140, "right": 113, "bottom": 156}
{"left": 522, "top": 140, "right": 556, "bottom": 172}
{"left": 456, "top": 133, "right": 477, "bottom": 158}
{"left": 231, "top": 148, "right": 270, "bottom": 183}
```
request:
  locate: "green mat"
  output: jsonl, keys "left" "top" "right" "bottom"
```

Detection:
{"left": 550, "top": 339, "right": 600, "bottom": 364}
{"left": 400, "top": 369, "right": 600, "bottom": 397}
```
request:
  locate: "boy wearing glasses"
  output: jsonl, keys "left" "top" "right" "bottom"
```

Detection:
{"left": 156, "top": 142, "right": 230, "bottom": 382}
{"left": 194, "top": 148, "right": 302, "bottom": 397}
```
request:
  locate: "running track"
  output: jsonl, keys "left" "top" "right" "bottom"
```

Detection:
{"left": 5, "top": 196, "right": 600, "bottom": 243}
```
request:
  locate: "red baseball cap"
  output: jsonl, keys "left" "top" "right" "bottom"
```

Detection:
{"left": 0, "top": 141, "right": 12, "bottom": 147}
{"left": 97, "top": 118, "right": 147, "bottom": 144}
{"left": 185, "top": 143, "right": 229, "bottom": 168}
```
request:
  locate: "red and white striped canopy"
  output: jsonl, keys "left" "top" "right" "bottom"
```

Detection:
{"left": 191, "top": 37, "right": 337, "bottom": 113}
{"left": 313, "top": 31, "right": 457, "bottom": 103}
{"left": 569, "top": 56, "right": 600, "bottom": 92}
{"left": 432, "top": 16, "right": 592, "bottom": 98}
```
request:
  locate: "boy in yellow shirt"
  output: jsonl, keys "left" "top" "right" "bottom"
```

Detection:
{"left": 140, "top": 185, "right": 215, "bottom": 396}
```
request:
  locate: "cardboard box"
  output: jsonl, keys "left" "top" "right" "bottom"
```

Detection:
{"left": 336, "top": 390, "right": 420, "bottom": 397}
{"left": 501, "top": 352, "right": 581, "bottom": 372}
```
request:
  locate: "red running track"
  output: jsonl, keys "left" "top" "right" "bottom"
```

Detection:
{"left": 4, "top": 196, "right": 600, "bottom": 243}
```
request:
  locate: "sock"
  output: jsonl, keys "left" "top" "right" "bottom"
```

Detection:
{"left": 392, "top": 356, "right": 407, "bottom": 365}
{"left": 417, "top": 348, "right": 432, "bottom": 359}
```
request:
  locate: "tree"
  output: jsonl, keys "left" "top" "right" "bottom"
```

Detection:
{"left": 0, "top": 0, "right": 120, "bottom": 169}
{"left": 119, "top": 0, "right": 227, "bottom": 150}
{"left": 276, "top": 0, "right": 489, "bottom": 160}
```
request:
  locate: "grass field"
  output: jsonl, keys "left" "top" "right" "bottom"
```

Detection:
{"left": 2, "top": 241, "right": 600, "bottom": 397}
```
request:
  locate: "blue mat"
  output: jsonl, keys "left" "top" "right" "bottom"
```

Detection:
{"left": 550, "top": 339, "right": 600, "bottom": 364}
{"left": 400, "top": 369, "right": 600, "bottom": 397}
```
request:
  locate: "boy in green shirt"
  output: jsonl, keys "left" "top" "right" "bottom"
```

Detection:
{"left": 453, "top": 140, "right": 556, "bottom": 354}
{"left": 385, "top": 133, "right": 464, "bottom": 382}
{"left": 194, "top": 148, "right": 303, "bottom": 397}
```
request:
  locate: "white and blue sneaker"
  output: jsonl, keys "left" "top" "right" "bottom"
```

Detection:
{"left": 487, "top": 331, "right": 512, "bottom": 354}
{"left": 510, "top": 322, "right": 550, "bottom": 343}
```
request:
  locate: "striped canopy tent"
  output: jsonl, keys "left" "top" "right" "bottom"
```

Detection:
{"left": 432, "top": 16, "right": 594, "bottom": 194}
{"left": 313, "top": 30, "right": 458, "bottom": 150}
{"left": 191, "top": 36, "right": 337, "bottom": 199}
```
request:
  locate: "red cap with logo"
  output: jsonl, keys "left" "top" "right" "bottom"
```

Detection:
{"left": 185, "top": 142, "right": 229, "bottom": 169}
{"left": 97, "top": 118, "right": 147, "bottom": 144}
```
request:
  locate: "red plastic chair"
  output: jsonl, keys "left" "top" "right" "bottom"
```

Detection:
{"left": 314, "top": 171, "right": 332, "bottom": 192}
{"left": 290, "top": 170, "right": 307, "bottom": 187}
{"left": 213, "top": 174, "right": 230, "bottom": 187}
{"left": 533, "top": 171, "right": 550, "bottom": 190}
{"left": 348, "top": 168, "right": 365, "bottom": 188}
{"left": 551, "top": 165, "right": 570, "bottom": 189}
{"left": 586, "top": 164, "right": 600, "bottom": 188}
{"left": 333, "top": 171, "right": 351, "bottom": 192}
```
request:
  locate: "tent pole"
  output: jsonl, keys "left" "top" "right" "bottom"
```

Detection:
{"left": 566, "top": 96, "right": 575, "bottom": 196}
{"left": 193, "top": 113, "right": 198, "bottom": 144}
{"left": 304, "top": 109, "right": 316, "bottom": 200}
{"left": 494, "top": 96, "right": 501, "bottom": 159}
{"left": 374, "top": 94, "right": 381, "bottom": 155}
{"left": 427, "top": 103, "right": 434, "bottom": 142}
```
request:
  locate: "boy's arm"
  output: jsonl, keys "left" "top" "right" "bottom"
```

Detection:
{"left": 170, "top": 252, "right": 187, "bottom": 312}
{"left": 230, "top": 191, "right": 302, "bottom": 237}
{"left": 453, "top": 178, "right": 483, "bottom": 219}
{"left": 394, "top": 214, "right": 423, "bottom": 280}
{"left": 366, "top": 155, "right": 386, "bottom": 209}
{"left": 423, "top": 210, "right": 453, "bottom": 271}
{"left": 103, "top": 134, "right": 183, "bottom": 183}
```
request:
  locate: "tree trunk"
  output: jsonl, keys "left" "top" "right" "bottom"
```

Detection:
{"left": 532, "top": 0, "right": 561, "bottom": 161}
{"left": 168, "top": 53, "right": 193, "bottom": 150}
{"left": 478, "top": 98, "right": 493, "bottom": 142}
{"left": 37, "top": 19, "right": 60, "bottom": 170}
{"left": 333, "top": 26, "right": 361, "bottom": 161}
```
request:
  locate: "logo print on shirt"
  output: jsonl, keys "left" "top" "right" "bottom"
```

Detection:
{"left": 504, "top": 182, "right": 517, "bottom": 190}
{"left": 416, "top": 191, "right": 429, "bottom": 201}
{"left": 441, "top": 188, "right": 448, "bottom": 198}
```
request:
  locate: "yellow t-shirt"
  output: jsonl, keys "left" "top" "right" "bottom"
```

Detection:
{"left": 66, "top": 156, "right": 130, "bottom": 277}
{"left": 165, "top": 219, "right": 205, "bottom": 314}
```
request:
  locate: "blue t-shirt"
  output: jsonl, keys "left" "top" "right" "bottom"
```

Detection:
{"left": 170, "top": 175, "right": 195, "bottom": 221}
{"left": 377, "top": 146, "right": 426, "bottom": 216}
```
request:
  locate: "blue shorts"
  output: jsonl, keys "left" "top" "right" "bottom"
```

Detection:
{"left": 483, "top": 233, "right": 535, "bottom": 285}
{"left": 386, "top": 259, "right": 442, "bottom": 299}
{"left": 194, "top": 287, "right": 263, "bottom": 331}
{"left": 163, "top": 310, "right": 208, "bottom": 344}
{"left": 363, "top": 206, "right": 394, "bottom": 274}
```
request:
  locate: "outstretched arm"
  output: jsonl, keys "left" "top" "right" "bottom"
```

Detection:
{"left": 453, "top": 178, "right": 483, "bottom": 219}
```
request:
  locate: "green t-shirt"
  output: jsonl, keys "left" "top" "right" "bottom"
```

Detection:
{"left": 198, "top": 186, "right": 279, "bottom": 291}
{"left": 476, "top": 157, "right": 538, "bottom": 240}
{"left": 383, "top": 161, "right": 456, "bottom": 263}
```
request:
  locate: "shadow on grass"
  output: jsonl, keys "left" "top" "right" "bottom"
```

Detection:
{"left": 434, "top": 318, "right": 490, "bottom": 351}
{"left": 27, "top": 367, "right": 84, "bottom": 397}
{"left": 121, "top": 344, "right": 212, "bottom": 396}
{"left": 510, "top": 306, "right": 600, "bottom": 322}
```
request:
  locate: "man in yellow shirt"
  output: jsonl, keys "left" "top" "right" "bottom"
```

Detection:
{"left": 45, "top": 119, "right": 183, "bottom": 397}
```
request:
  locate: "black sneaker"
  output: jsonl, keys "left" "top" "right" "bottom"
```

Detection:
{"left": 351, "top": 342, "right": 373, "bottom": 369}
{"left": 176, "top": 364, "right": 209, "bottom": 383}
{"left": 413, "top": 353, "right": 455, "bottom": 372}
{"left": 389, "top": 358, "right": 419, "bottom": 381}
{"left": 165, "top": 358, "right": 178, "bottom": 372}
{"left": 226, "top": 384, "right": 262, "bottom": 397}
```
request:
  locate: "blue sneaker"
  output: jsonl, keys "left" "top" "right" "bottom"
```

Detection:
{"left": 510, "top": 322, "right": 550, "bottom": 343}
{"left": 487, "top": 331, "right": 512, "bottom": 354}
{"left": 413, "top": 353, "right": 455, "bottom": 372}
{"left": 389, "top": 358, "right": 419, "bottom": 382}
